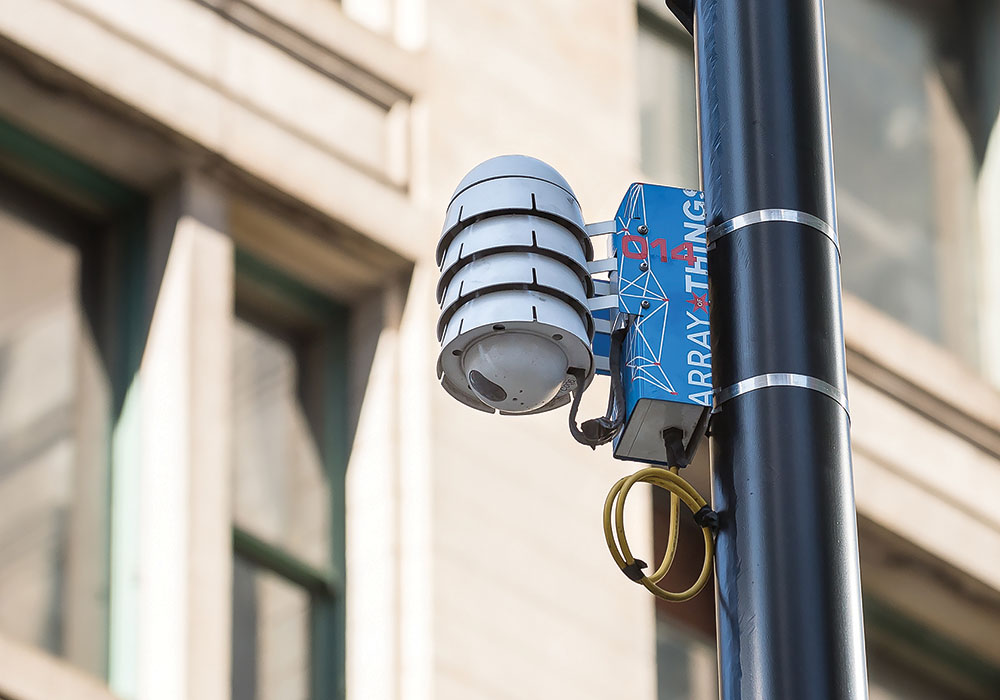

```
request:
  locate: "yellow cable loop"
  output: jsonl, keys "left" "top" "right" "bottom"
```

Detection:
{"left": 603, "top": 466, "right": 715, "bottom": 602}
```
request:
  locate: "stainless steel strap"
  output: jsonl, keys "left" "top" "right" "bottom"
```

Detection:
{"left": 706, "top": 208, "right": 839, "bottom": 252}
{"left": 713, "top": 372, "right": 849, "bottom": 415}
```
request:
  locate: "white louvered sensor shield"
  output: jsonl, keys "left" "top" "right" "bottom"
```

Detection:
{"left": 435, "top": 155, "right": 596, "bottom": 414}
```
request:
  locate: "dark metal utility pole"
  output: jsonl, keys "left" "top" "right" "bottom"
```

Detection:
{"left": 668, "top": 0, "right": 870, "bottom": 697}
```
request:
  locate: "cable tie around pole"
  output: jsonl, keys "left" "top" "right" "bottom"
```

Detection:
{"left": 693, "top": 506, "right": 719, "bottom": 535}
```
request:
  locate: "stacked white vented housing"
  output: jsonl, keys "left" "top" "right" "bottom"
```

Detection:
{"left": 435, "top": 156, "right": 596, "bottom": 414}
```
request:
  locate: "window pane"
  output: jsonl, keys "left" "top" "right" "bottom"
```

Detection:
{"left": 232, "top": 555, "right": 311, "bottom": 700}
{"left": 638, "top": 14, "right": 699, "bottom": 189}
{"left": 0, "top": 175, "right": 108, "bottom": 675}
{"left": 233, "top": 317, "right": 331, "bottom": 570}
{"left": 868, "top": 644, "right": 985, "bottom": 700}
{"left": 828, "top": 0, "right": 980, "bottom": 362}
{"left": 656, "top": 618, "right": 717, "bottom": 700}
{"left": 829, "top": 0, "right": 937, "bottom": 334}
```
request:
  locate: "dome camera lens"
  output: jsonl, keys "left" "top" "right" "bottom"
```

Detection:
{"left": 468, "top": 370, "right": 508, "bottom": 402}
{"left": 463, "top": 332, "right": 569, "bottom": 412}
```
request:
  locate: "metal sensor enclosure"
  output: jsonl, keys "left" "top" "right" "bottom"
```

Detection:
{"left": 611, "top": 184, "right": 711, "bottom": 463}
{"left": 435, "top": 155, "right": 596, "bottom": 414}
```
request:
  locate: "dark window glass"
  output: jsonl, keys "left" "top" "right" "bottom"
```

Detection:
{"left": 232, "top": 555, "right": 311, "bottom": 700}
{"left": 827, "top": 0, "right": 981, "bottom": 363}
{"left": 230, "top": 286, "right": 344, "bottom": 700}
{"left": 232, "top": 317, "right": 331, "bottom": 571}
{"left": 0, "top": 170, "right": 110, "bottom": 676}
{"left": 656, "top": 618, "right": 717, "bottom": 700}
{"left": 637, "top": 8, "right": 699, "bottom": 189}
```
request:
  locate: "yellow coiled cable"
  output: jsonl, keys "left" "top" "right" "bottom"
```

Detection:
{"left": 603, "top": 466, "right": 715, "bottom": 602}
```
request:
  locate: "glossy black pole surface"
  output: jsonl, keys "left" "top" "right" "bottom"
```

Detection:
{"left": 691, "top": 0, "right": 869, "bottom": 697}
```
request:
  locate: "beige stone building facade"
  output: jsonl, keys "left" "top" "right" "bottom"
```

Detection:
{"left": 0, "top": 1, "right": 997, "bottom": 699}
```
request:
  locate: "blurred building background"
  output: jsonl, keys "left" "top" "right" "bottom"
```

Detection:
{"left": 0, "top": 1, "right": 998, "bottom": 699}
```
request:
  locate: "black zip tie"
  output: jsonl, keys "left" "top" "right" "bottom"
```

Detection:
{"left": 693, "top": 506, "right": 719, "bottom": 535}
{"left": 621, "top": 558, "right": 648, "bottom": 582}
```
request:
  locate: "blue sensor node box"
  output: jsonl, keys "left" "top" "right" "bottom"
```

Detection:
{"left": 598, "top": 183, "right": 712, "bottom": 464}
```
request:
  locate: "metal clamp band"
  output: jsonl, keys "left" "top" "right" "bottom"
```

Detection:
{"left": 706, "top": 209, "right": 839, "bottom": 251}
{"left": 713, "top": 372, "right": 849, "bottom": 414}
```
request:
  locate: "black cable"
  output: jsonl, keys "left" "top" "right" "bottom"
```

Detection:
{"left": 569, "top": 317, "right": 630, "bottom": 447}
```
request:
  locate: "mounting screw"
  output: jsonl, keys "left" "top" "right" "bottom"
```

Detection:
{"left": 637, "top": 224, "right": 649, "bottom": 235}
{"left": 639, "top": 261, "right": 649, "bottom": 271}
{"left": 641, "top": 300, "right": 651, "bottom": 309}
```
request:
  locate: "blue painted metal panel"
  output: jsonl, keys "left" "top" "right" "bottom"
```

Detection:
{"left": 608, "top": 183, "right": 712, "bottom": 464}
